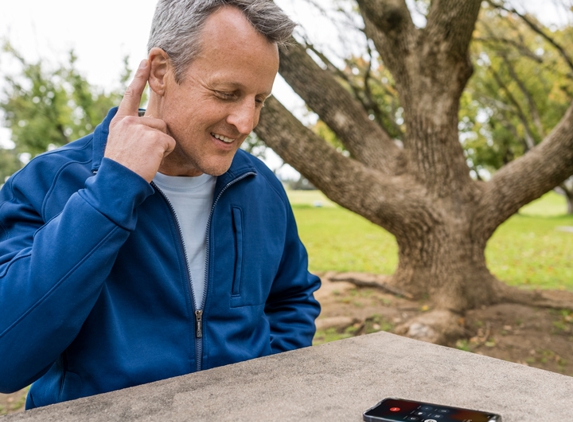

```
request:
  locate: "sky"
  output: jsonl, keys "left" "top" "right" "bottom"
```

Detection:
{"left": 0, "top": 0, "right": 345, "bottom": 88}
{"left": 0, "top": 0, "right": 569, "bottom": 175}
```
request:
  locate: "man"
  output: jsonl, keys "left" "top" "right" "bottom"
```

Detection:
{"left": 0, "top": 0, "right": 320, "bottom": 409}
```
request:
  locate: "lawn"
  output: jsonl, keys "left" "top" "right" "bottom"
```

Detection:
{"left": 289, "top": 190, "right": 573, "bottom": 291}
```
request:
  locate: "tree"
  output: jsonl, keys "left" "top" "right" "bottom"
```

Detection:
{"left": 0, "top": 41, "right": 132, "bottom": 181}
{"left": 255, "top": 0, "right": 573, "bottom": 342}
{"left": 463, "top": 3, "right": 573, "bottom": 211}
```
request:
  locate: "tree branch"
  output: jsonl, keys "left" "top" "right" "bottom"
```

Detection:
{"left": 501, "top": 54, "right": 545, "bottom": 139}
{"left": 488, "top": 0, "right": 573, "bottom": 74}
{"left": 361, "top": 43, "right": 405, "bottom": 139}
{"left": 473, "top": 37, "right": 543, "bottom": 64}
{"left": 278, "top": 38, "right": 403, "bottom": 172}
{"left": 480, "top": 21, "right": 546, "bottom": 139}
{"left": 255, "top": 96, "right": 432, "bottom": 235}
{"left": 305, "top": 41, "right": 403, "bottom": 140}
{"left": 356, "top": 0, "right": 417, "bottom": 92}
{"left": 424, "top": 0, "right": 483, "bottom": 62}
{"left": 356, "top": 0, "right": 414, "bottom": 35}
{"left": 303, "top": 42, "right": 364, "bottom": 109}
{"left": 361, "top": 0, "right": 480, "bottom": 124}
{"left": 474, "top": 100, "right": 573, "bottom": 240}
{"left": 488, "top": 66, "right": 536, "bottom": 149}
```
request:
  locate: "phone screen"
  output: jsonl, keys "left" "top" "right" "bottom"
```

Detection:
{"left": 363, "top": 398, "right": 501, "bottom": 422}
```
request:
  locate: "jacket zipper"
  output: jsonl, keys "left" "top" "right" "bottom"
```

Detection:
{"left": 150, "top": 182, "right": 200, "bottom": 368}
{"left": 152, "top": 171, "right": 255, "bottom": 372}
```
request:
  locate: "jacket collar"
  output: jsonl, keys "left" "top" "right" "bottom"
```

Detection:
{"left": 92, "top": 107, "right": 258, "bottom": 183}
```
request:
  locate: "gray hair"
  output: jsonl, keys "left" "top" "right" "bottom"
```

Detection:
{"left": 147, "top": 0, "right": 296, "bottom": 82}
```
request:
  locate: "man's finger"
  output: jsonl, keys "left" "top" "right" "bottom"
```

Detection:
{"left": 117, "top": 59, "right": 150, "bottom": 117}
{"left": 138, "top": 116, "right": 168, "bottom": 133}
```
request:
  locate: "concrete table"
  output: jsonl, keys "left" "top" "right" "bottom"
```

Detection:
{"left": 6, "top": 331, "right": 573, "bottom": 421}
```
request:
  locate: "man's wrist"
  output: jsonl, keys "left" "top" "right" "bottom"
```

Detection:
{"left": 80, "top": 158, "right": 155, "bottom": 231}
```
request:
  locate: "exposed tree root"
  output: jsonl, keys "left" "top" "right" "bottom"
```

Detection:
{"left": 320, "top": 272, "right": 573, "bottom": 346}
{"left": 330, "top": 272, "right": 414, "bottom": 299}
{"left": 394, "top": 309, "right": 467, "bottom": 345}
{"left": 493, "top": 281, "right": 573, "bottom": 311}
{"left": 394, "top": 284, "right": 573, "bottom": 345}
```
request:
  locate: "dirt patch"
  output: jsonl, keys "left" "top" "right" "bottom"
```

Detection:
{"left": 463, "top": 304, "right": 572, "bottom": 374}
{"left": 314, "top": 272, "right": 573, "bottom": 377}
{"left": 3, "top": 272, "right": 571, "bottom": 415}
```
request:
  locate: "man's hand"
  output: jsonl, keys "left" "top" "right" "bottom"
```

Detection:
{"left": 104, "top": 60, "right": 176, "bottom": 183}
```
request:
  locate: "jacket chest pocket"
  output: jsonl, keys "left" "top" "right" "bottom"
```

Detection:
{"left": 231, "top": 207, "right": 243, "bottom": 298}
{"left": 228, "top": 206, "right": 278, "bottom": 308}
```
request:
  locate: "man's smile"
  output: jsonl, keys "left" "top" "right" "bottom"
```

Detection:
{"left": 211, "top": 133, "right": 235, "bottom": 144}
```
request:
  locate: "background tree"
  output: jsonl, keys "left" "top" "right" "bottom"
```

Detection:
{"left": 465, "top": 2, "right": 573, "bottom": 211}
{"left": 255, "top": 0, "right": 573, "bottom": 342}
{"left": 303, "top": 1, "right": 573, "bottom": 208}
{"left": 0, "top": 41, "right": 132, "bottom": 181}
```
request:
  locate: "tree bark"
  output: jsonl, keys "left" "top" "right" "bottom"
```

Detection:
{"left": 278, "top": 38, "right": 403, "bottom": 172}
{"left": 255, "top": 0, "right": 573, "bottom": 326}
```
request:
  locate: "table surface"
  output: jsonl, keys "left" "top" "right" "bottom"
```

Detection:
{"left": 6, "top": 331, "right": 573, "bottom": 421}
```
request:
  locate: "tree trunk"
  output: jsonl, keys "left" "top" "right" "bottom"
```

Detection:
{"left": 254, "top": 0, "right": 573, "bottom": 339}
{"left": 391, "top": 214, "right": 499, "bottom": 313}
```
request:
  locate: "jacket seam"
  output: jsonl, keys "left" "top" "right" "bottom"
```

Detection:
{"left": 0, "top": 224, "right": 123, "bottom": 340}
{"left": 255, "top": 169, "right": 289, "bottom": 208}
{"left": 0, "top": 150, "right": 92, "bottom": 233}
{"left": 5, "top": 137, "right": 92, "bottom": 188}
{"left": 0, "top": 252, "right": 32, "bottom": 279}
{"left": 41, "top": 158, "right": 92, "bottom": 219}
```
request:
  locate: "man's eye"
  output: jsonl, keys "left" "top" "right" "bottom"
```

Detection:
{"left": 216, "top": 91, "right": 236, "bottom": 100}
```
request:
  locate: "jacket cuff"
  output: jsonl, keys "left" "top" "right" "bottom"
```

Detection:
{"left": 79, "top": 158, "right": 154, "bottom": 231}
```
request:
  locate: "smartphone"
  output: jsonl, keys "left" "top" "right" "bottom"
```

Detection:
{"left": 363, "top": 398, "right": 502, "bottom": 422}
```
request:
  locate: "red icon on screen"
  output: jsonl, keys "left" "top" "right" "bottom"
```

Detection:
{"left": 390, "top": 407, "right": 400, "bottom": 412}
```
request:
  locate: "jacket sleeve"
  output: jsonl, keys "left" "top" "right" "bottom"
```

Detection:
{"left": 0, "top": 158, "right": 153, "bottom": 393}
{"left": 264, "top": 201, "right": 321, "bottom": 354}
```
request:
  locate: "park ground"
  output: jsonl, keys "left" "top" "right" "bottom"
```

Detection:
{"left": 314, "top": 271, "right": 573, "bottom": 377}
{"left": 1, "top": 191, "right": 572, "bottom": 415}
{"left": 298, "top": 189, "right": 573, "bottom": 378}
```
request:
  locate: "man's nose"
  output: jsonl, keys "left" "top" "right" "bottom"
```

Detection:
{"left": 227, "top": 100, "right": 257, "bottom": 135}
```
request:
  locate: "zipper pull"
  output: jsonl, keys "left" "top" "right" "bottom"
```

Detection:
{"left": 195, "top": 310, "right": 203, "bottom": 338}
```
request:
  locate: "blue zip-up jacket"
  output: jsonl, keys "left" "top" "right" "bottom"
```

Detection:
{"left": 0, "top": 108, "right": 321, "bottom": 409}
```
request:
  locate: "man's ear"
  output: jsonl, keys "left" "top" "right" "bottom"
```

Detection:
{"left": 148, "top": 47, "right": 171, "bottom": 96}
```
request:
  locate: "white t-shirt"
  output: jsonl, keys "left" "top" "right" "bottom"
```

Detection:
{"left": 152, "top": 172, "right": 216, "bottom": 309}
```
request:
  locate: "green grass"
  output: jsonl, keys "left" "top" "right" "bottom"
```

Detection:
{"left": 286, "top": 189, "right": 336, "bottom": 208}
{"left": 488, "top": 192, "right": 573, "bottom": 290}
{"left": 292, "top": 205, "right": 398, "bottom": 274}
{"left": 519, "top": 191, "right": 568, "bottom": 217}
{"left": 290, "top": 190, "right": 573, "bottom": 291}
